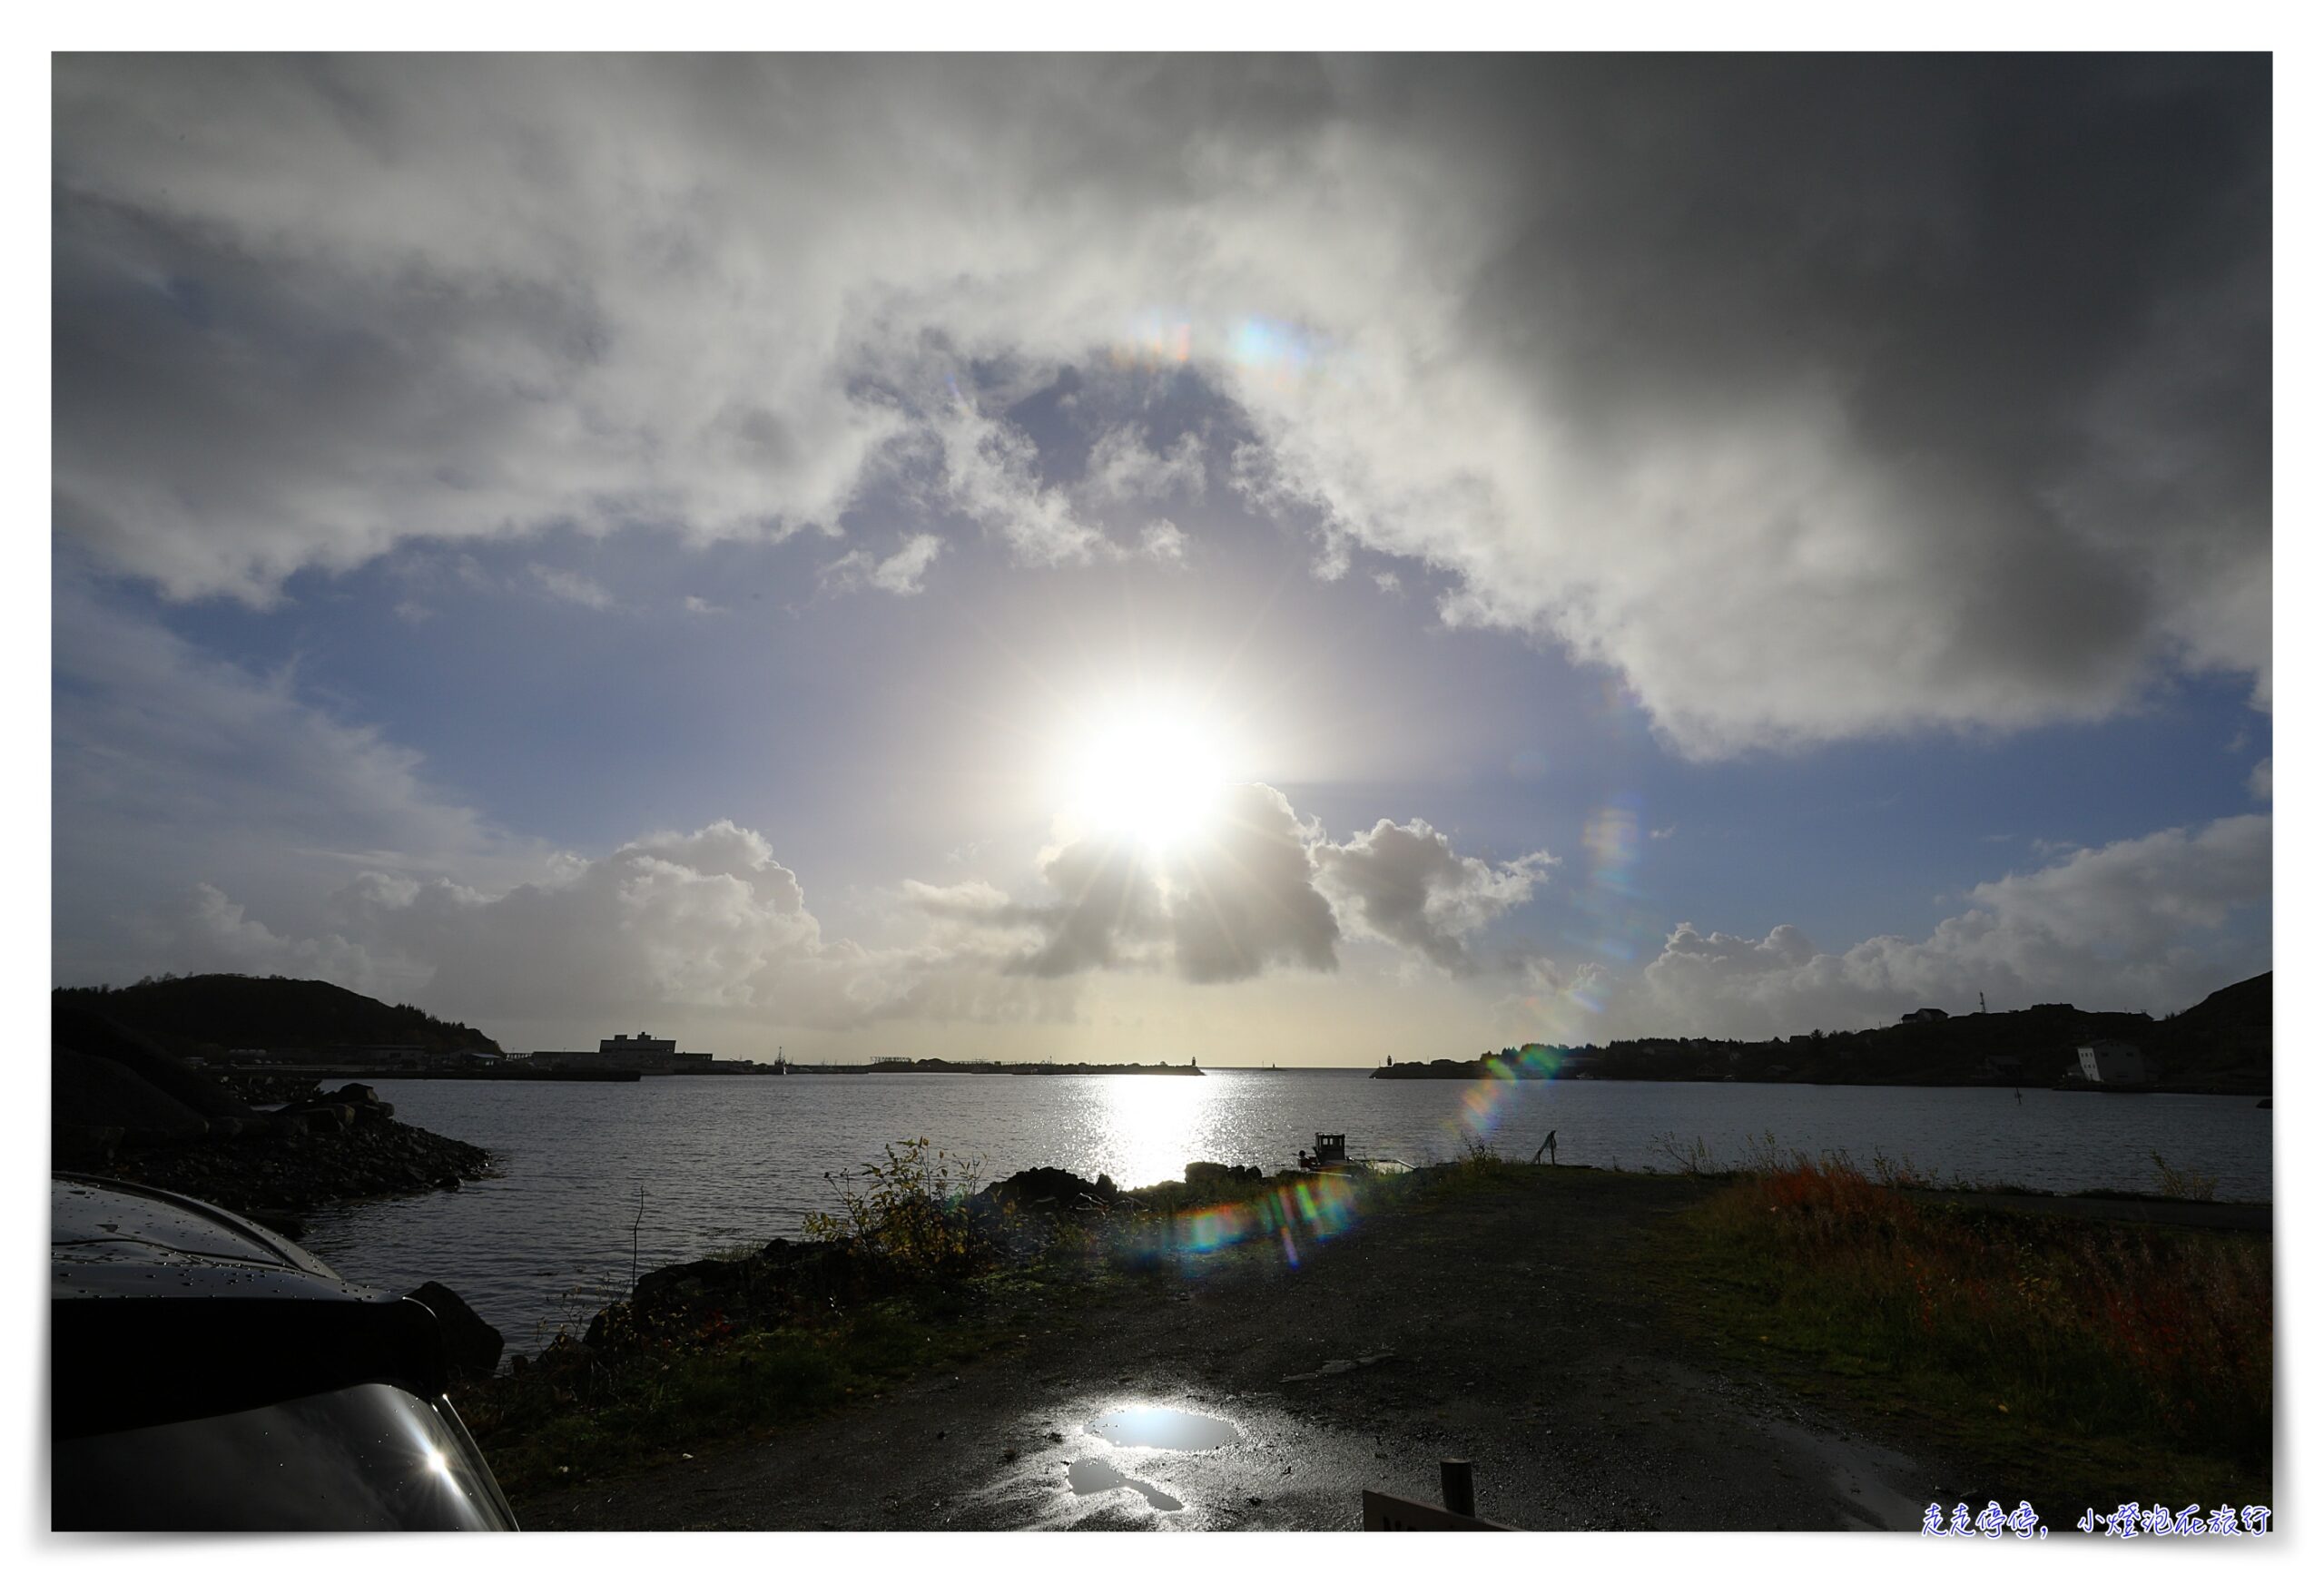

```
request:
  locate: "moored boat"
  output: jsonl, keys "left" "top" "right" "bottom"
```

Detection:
{"left": 1295, "top": 1132, "right": 1413, "bottom": 1175}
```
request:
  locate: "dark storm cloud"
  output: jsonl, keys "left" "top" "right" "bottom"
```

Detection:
{"left": 1410, "top": 55, "right": 2271, "bottom": 742}
{"left": 53, "top": 54, "right": 2269, "bottom": 750}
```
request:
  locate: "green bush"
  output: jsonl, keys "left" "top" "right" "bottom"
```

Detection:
{"left": 800, "top": 1137, "right": 987, "bottom": 1278}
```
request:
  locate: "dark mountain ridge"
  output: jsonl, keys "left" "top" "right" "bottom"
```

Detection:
{"left": 1391, "top": 972, "right": 2272, "bottom": 1092}
{"left": 52, "top": 974, "right": 502, "bottom": 1059}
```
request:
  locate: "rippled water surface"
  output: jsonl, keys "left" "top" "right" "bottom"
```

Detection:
{"left": 300, "top": 1071, "right": 2271, "bottom": 1347}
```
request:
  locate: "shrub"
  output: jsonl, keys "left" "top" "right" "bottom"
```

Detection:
{"left": 2150, "top": 1150, "right": 2220, "bottom": 1203}
{"left": 801, "top": 1137, "right": 988, "bottom": 1279}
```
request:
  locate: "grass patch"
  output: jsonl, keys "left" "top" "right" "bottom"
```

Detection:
{"left": 1647, "top": 1152, "right": 2271, "bottom": 1512}
{"left": 463, "top": 1278, "right": 1014, "bottom": 1502}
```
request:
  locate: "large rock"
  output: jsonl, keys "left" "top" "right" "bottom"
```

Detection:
{"left": 328, "top": 1084, "right": 397, "bottom": 1120}
{"left": 974, "top": 1166, "right": 1118, "bottom": 1213}
{"left": 50, "top": 1004, "right": 255, "bottom": 1119}
{"left": 586, "top": 1238, "right": 885, "bottom": 1352}
{"left": 280, "top": 1102, "right": 355, "bottom": 1133}
{"left": 407, "top": 1282, "right": 503, "bottom": 1380}
{"left": 52, "top": 1048, "right": 212, "bottom": 1141}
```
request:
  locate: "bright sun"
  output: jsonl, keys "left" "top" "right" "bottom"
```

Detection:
{"left": 1062, "top": 698, "right": 1233, "bottom": 851}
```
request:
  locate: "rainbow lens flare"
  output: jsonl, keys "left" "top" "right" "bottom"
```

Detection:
{"left": 1121, "top": 1171, "right": 1364, "bottom": 1273}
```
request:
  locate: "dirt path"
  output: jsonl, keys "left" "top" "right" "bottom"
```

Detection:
{"left": 520, "top": 1170, "right": 1959, "bottom": 1531}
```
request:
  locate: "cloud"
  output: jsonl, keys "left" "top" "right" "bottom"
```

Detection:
{"left": 1009, "top": 835, "right": 1171, "bottom": 978}
{"left": 53, "top": 56, "right": 2268, "bottom": 752}
{"left": 320, "top": 821, "right": 920, "bottom": 1027}
{"left": 531, "top": 565, "right": 613, "bottom": 609}
{"left": 1139, "top": 520, "right": 1190, "bottom": 564}
{"left": 920, "top": 784, "right": 1339, "bottom": 983}
{"left": 51, "top": 584, "right": 528, "bottom": 989}
{"left": 1605, "top": 814, "right": 2271, "bottom": 1037}
{"left": 913, "top": 786, "right": 1558, "bottom": 986}
{"left": 137, "top": 882, "right": 384, "bottom": 993}
{"left": 823, "top": 533, "right": 945, "bottom": 596}
{"left": 1082, "top": 426, "right": 1206, "bottom": 506}
{"left": 133, "top": 821, "right": 940, "bottom": 1035}
{"left": 1315, "top": 818, "right": 1555, "bottom": 973}
{"left": 2250, "top": 757, "right": 2270, "bottom": 801}
{"left": 926, "top": 396, "right": 1114, "bottom": 566}
{"left": 1167, "top": 783, "right": 1341, "bottom": 983}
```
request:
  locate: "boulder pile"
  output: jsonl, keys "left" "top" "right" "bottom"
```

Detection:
{"left": 580, "top": 1237, "right": 905, "bottom": 1355}
{"left": 52, "top": 1006, "right": 491, "bottom": 1224}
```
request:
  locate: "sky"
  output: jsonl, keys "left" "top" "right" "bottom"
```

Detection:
{"left": 46, "top": 53, "right": 2276, "bottom": 1065}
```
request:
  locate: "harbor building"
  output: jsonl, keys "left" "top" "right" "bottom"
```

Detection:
{"left": 532, "top": 1030, "right": 717, "bottom": 1074}
{"left": 2076, "top": 1038, "right": 2149, "bottom": 1086}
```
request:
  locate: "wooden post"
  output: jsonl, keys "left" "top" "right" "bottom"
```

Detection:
{"left": 1439, "top": 1459, "right": 1475, "bottom": 1518}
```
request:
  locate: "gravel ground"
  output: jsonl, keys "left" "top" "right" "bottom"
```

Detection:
{"left": 520, "top": 1168, "right": 1963, "bottom": 1532}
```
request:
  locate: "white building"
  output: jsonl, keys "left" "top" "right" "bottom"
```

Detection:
{"left": 2076, "top": 1039, "right": 2148, "bottom": 1086}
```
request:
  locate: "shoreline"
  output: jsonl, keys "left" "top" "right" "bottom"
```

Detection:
{"left": 466, "top": 1158, "right": 2270, "bottom": 1531}
{"left": 69, "top": 1085, "right": 497, "bottom": 1234}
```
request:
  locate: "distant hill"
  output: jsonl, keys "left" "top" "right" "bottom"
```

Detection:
{"left": 1461, "top": 972, "right": 2271, "bottom": 1093}
{"left": 2152, "top": 972, "right": 2272, "bottom": 1077}
{"left": 51, "top": 974, "right": 502, "bottom": 1058}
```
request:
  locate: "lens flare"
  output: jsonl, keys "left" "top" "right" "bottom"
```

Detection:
{"left": 1113, "top": 310, "right": 1195, "bottom": 369}
{"left": 1443, "top": 1042, "right": 1571, "bottom": 1150}
{"left": 1121, "top": 1173, "right": 1364, "bottom": 1273}
{"left": 1106, "top": 310, "right": 1337, "bottom": 389}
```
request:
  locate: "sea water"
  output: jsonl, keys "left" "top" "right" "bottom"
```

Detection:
{"left": 297, "top": 1070, "right": 2272, "bottom": 1347}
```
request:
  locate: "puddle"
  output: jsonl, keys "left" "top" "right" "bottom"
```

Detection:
{"left": 1067, "top": 1457, "right": 1184, "bottom": 1511}
{"left": 1758, "top": 1417, "right": 1933, "bottom": 1531}
{"left": 1088, "top": 1404, "right": 1242, "bottom": 1451}
{"left": 965, "top": 1393, "right": 1381, "bottom": 1530}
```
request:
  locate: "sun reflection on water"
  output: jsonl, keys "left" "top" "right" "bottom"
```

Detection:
{"left": 1088, "top": 1072, "right": 1216, "bottom": 1191}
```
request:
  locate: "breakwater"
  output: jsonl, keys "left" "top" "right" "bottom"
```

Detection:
{"left": 795, "top": 1058, "right": 1203, "bottom": 1077}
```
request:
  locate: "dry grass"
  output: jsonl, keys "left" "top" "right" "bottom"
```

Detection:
{"left": 1690, "top": 1153, "right": 2270, "bottom": 1470}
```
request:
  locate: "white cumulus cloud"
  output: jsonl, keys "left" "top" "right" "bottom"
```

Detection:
{"left": 1316, "top": 818, "right": 1556, "bottom": 973}
{"left": 1605, "top": 814, "right": 2272, "bottom": 1038}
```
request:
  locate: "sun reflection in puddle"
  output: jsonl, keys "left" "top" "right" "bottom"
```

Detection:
{"left": 1089, "top": 1404, "right": 1242, "bottom": 1451}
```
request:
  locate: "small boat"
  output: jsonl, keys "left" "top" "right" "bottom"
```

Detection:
{"left": 1295, "top": 1132, "right": 1413, "bottom": 1175}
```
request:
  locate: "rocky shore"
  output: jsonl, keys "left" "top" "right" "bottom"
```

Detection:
{"left": 53, "top": 1003, "right": 494, "bottom": 1234}
{"left": 74, "top": 1087, "right": 494, "bottom": 1234}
